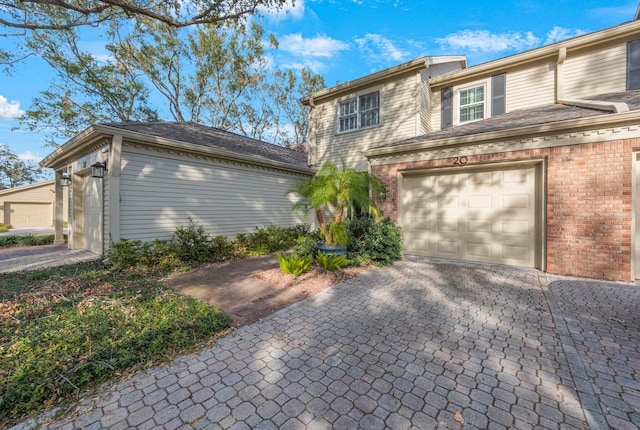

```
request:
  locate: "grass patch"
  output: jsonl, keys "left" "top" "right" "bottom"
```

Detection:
{"left": 0, "top": 262, "right": 233, "bottom": 427}
{"left": 0, "top": 234, "right": 55, "bottom": 248}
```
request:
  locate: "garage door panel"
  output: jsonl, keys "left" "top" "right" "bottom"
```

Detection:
{"left": 403, "top": 165, "right": 539, "bottom": 268}
{"left": 467, "top": 219, "right": 492, "bottom": 233}
{"left": 503, "top": 194, "right": 530, "bottom": 209}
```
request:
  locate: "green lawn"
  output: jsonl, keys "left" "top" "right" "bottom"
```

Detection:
{"left": 0, "top": 262, "right": 233, "bottom": 427}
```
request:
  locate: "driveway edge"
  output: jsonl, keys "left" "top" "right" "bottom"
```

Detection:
{"left": 538, "top": 273, "right": 608, "bottom": 430}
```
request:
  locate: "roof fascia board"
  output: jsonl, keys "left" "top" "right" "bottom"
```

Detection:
{"left": 39, "top": 125, "right": 105, "bottom": 169}
{"left": 0, "top": 179, "right": 55, "bottom": 195}
{"left": 429, "top": 20, "right": 640, "bottom": 89}
{"left": 364, "top": 110, "right": 640, "bottom": 158}
{"left": 43, "top": 124, "right": 314, "bottom": 175}
{"left": 302, "top": 56, "right": 466, "bottom": 105}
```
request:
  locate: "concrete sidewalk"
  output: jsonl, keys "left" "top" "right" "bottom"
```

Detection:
{"left": 0, "top": 227, "right": 55, "bottom": 237}
{"left": 11, "top": 257, "right": 640, "bottom": 429}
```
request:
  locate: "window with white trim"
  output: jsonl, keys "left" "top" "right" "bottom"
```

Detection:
{"left": 459, "top": 85, "right": 485, "bottom": 123}
{"left": 338, "top": 91, "right": 380, "bottom": 132}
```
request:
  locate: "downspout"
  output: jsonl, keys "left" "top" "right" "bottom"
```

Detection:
{"left": 556, "top": 47, "right": 629, "bottom": 113}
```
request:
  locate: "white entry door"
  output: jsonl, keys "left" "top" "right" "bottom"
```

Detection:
{"left": 82, "top": 176, "right": 103, "bottom": 255}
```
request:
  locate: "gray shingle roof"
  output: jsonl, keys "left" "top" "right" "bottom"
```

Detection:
{"left": 376, "top": 90, "right": 640, "bottom": 149}
{"left": 101, "top": 121, "right": 309, "bottom": 168}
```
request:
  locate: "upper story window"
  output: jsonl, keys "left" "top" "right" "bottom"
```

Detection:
{"left": 338, "top": 91, "right": 380, "bottom": 132}
{"left": 459, "top": 85, "right": 485, "bottom": 123}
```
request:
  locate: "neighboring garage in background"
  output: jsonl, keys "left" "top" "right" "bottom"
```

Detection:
{"left": 0, "top": 180, "right": 69, "bottom": 228}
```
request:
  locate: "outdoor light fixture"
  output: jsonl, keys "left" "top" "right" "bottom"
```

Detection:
{"left": 59, "top": 172, "right": 71, "bottom": 187}
{"left": 91, "top": 161, "right": 107, "bottom": 178}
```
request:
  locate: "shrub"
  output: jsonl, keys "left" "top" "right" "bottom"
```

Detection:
{"left": 173, "top": 218, "right": 212, "bottom": 265}
{"left": 293, "top": 231, "right": 321, "bottom": 257}
{"left": 0, "top": 234, "right": 54, "bottom": 248}
{"left": 0, "top": 223, "right": 9, "bottom": 233}
{"left": 107, "top": 238, "right": 146, "bottom": 268}
{"left": 316, "top": 252, "right": 350, "bottom": 271}
{"left": 235, "top": 224, "right": 311, "bottom": 256}
{"left": 347, "top": 216, "right": 403, "bottom": 266}
{"left": 276, "top": 252, "right": 313, "bottom": 276}
{"left": 210, "top": 236, "right": 235, "bottom": 262}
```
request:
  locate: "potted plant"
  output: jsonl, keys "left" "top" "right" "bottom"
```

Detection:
{"left": 288, "top": 161, "right": 385, "bottom": 255}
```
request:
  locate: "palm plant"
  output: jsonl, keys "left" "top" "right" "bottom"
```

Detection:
{"left": 288, "top": 161, "right": 385, "bottom": 246}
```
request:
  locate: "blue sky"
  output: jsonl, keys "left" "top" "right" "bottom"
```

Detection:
{"left": 0, "top": 0, "right": 638, "bottom": 167}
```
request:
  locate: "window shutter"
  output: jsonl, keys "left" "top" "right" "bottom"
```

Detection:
{"left": 628, "top": 40, "right": 640, "bottom": 90}
{"left": 491, "top": 74, "right": 506, "bottom": 116}
{"left": 441, "top": 87, "right": 453, "bottom": 129}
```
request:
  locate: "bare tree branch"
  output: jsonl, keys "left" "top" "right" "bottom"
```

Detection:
{"left": 0, "top": 0, "right": 288, "bottom": 30}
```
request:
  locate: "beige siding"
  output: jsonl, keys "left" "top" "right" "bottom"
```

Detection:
{"left": 563, "top": 44, "right": 627, "bottom": 98}
{"left": 312, "top": 71, "right": 420, "bottom": 172}
{"left": 0, "top": 181, "right": 69, "bottom": 226}
{"left": 505, "top": 62, "right": 556, "bottom": 111}
{"left": 118, "top": 145, "right": 309, "bottom": 242}
{"left": 419, "top": 69, "right": 432, "bottom": 134}
{"left": 431, "top": 90, "right": 442, "bottom": 132}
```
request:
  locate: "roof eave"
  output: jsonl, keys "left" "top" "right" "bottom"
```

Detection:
{"left": 302, "top": 55, "right": 467, "bottom": 105}
{"left": 41, "top": 124, "right": 315, "bottom": 175}
{"left": 429, "top": 20, "right": 640, "bottom": 88}
{"left": 364, "top": 109, "right": 640, "bottom": 158}
{"left": 0, "top": 179, "right": 55, "bottom": 195}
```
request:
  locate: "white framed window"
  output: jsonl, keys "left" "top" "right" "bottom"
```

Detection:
{"left": 459, "top": 85, "right": 485, "bottom": 123}
{"left": 338, "top": 91, "right": 380, "bottom": 132}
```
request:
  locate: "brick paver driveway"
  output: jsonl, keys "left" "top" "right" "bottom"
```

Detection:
{"left": 16, "top": 257, "right": 640, "bottom": 429}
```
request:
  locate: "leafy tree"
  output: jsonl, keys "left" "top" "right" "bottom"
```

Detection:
{"left": 17, "top": 28, "right": 158, "bottom": 145}
{"left": 269, "top": 68, "right": 325, "bottom": 149}
{"left": 114, "top": 19, "right": 276, "bottom": 133}
{"left": 14, "top": 19, "right": 325, "bottom": 147}
{"left": 0, "top": 145, "right": 45, "bottom": 189}
{"left": 288, "top": 161, "right": 386, "bottom": 243}
{"left": 0, "top": 0, "right": 289, "bottom": 30}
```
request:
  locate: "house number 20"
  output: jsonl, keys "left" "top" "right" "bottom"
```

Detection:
{"left": 452, "top": 156, "right": 468, "bottom": 165}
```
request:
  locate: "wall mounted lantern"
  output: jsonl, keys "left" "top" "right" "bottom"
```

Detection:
{"left": 91, "top": 161, "right": 107, "bottom": 178}
{"left": 59, "top": 172, "right": 71, "bottom": 187}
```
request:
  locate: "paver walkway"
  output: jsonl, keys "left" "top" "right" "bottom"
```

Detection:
{"left": 12, "top": 257, "right": 640, "bottom": 429}
{"left": 0, "top": 244, "right": 98, "bottom": 273}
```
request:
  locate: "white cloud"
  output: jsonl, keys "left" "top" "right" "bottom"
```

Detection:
{"left": 78, "top": 41, "right": 113, "bottom": 63}
{"left": 260, "top": 0, "right": 305, "bottom": 20}
{"left": 436, "top": 30, "right": 540, "bottom": 53}
{"left": 355, "top": 33, "right": 410, "bottom": 63}
{"left": 0, "top": 95, "right": 24, "bottom": 119}
{"left": 18, "top": 150, "right": 43, "bottom": 163}
{"left": 544, "top": 26, "right": 586, "bottom": 45}
{"left": 280, "top": 60, "right": 327, "bottom": 73}
{"left": 279, "top": 33, "right": 349, "bottom": 58}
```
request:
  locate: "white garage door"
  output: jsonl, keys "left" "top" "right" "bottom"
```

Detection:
{"left": 402, "top": 164, "right": 540, "bottom": 268}
{"left": 7, "top": 202, "right": 52, "bottom": 227}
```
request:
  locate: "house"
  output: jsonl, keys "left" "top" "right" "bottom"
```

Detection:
{"left": 303, "top": 18, "right": 640, "bottom": 282}
{"left": 0, "top": 180, "right": 68, "bottom": 227}
{"left": 40, "top": 122, "right": 314, "bottom": 255}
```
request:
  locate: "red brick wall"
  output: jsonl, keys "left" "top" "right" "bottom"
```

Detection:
{"left": 371, "top": 139, "right": 638, "bottom": 281}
